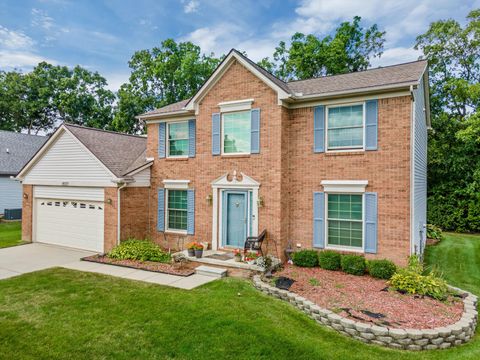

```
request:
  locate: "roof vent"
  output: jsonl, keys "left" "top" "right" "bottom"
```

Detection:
{"left": 5, "top": 148, "right": 9, "bottom": 154}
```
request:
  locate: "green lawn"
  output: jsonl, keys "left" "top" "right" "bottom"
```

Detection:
{"left": 0, "top": 221, "right": 23, "bottom": 248}
{"left": 0, "top": 233, "right": 479, "bottom": 359}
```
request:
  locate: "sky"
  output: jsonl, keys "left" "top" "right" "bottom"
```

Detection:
{"left": 0, "top": 0, "right": 479, "bottom": 91}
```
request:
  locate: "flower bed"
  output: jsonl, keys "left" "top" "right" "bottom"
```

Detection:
{"left": 83, "top": 255, "right": 195, "bottom": 276}
{"left": 278, "top": 265, "right": 462, "bottom": 329}
{"left": 254, "top": 269, "right": 478, "bottom": 350}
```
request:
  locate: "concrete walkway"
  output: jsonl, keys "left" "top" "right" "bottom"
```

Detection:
{"left": 0, "top": 243, "right": 217, "bottom": 289}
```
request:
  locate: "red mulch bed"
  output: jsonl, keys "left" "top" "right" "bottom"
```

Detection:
{"left": 83, "top": 255, "right": 195, "bottom": 276}
{"left": 276, "top": 265, "right": 463, "bottom": 329}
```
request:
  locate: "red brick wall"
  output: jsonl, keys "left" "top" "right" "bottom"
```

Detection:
{"left": 120, "top": 187, "right": 150, "bottom": 240}
{"left": 146, "top": 60, "right": 413, "bottom": 265}
{"left": 104, "top": 187, "right": 118, "bottom": 252}
{"left": 286, "top": 96, "right": 412, "bottom": 265}
{"left": 21, "top": 184, "right": 33, "bottom": 242}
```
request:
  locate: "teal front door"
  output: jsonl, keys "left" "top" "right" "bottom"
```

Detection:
{"left": 222, "top": 191, "right": 248, "bottom": 248}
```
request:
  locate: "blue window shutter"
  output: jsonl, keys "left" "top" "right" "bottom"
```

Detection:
{"left": 188, "top": 119, "right": 196, "bottom": 158}
{"left": 365, "top": 100, "right": 378, "bottom": 150}
{"left": 364, "top": 192, "right": 378, "bottom": 253}
{"left": 158, "top": 122, "right": 166, "bottom": 158}
{"left": 212, "top": 113, "right": 221, "bottom": 155}
{"left": 157, "top": 188, "right": 165, "bottom": 232}
{"left": 187, "top": 189, "right": 195, "bottom": 235}
{"left": 313, "top": 192, "right": 325, "bottom": 248}
{"left": 314, "top": 106, "right": 325, "bottom": 153}
{"left": 250, "top": 108, "right": 260, "bottom": 154}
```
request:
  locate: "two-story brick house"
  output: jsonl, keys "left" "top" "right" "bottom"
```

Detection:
{"left": 18, "top": 49, "right": 429, "bottom": 266}
{"left": 138, "top": 50, "right": 429, "bottom": 265}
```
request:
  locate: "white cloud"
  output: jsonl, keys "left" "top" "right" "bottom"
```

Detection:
{"left": 183, "top": 0, "right": 200, "bottom": 14}
{"left": 31, "top": 8, "right": 55, "bottom": 31}
{"left": 181, "top": 23, "right": 241, "bottom": 56}
{"left": 104, "top": 72, "right": 130, "bottom": 91}
{"left": 0, "top": 26, "right": 35, "bottom": 49}
{"left": 370, "top": 47, "right": 422, "bottom": 67}
{"left": 0, "top": 50, "right": 57, "bottom": 69}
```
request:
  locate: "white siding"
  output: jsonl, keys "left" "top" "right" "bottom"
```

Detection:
{"left": 412, "top": 76, "right": 428, "bottom": 256}
{"left": 0, "top": 176, "right": 22, "bottom": 213}
{"left": 129, "top": 167, "right": 151, "bottom": 187}
{"left": 34, "top": 186, "right": 105, "bottom": 202}
{"left": 23, "top": 130, "right": 114, "bottom": 187}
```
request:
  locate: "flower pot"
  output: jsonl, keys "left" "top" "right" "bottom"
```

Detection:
{"left": 195, "top": 249, "right": 203, "bottom": 258}
{"left": 235, "top": 255, "right": 242, "bottom": 262}
{"left": 187, "top": 249, "right": 195, "bottom": 257}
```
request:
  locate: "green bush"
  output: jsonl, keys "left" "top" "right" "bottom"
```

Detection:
{"left": 389, "top": 268, "right": 448, "bottom": 300}
{"left": 340, "top": 255, "right": 366, "bottom": 275}
{"left": 292, "top": 250, "right": 319, "bottom": 267}
{"left": 367, "top": 259, "right": 396, "bottom": 279}
{"left": 318, "top": 250, "right": 341, "bottom": 270}
{"left": 426, "top": 224, "right": 444, "bottom": 241}
{"left": 108, "top": 239, "right": 171, "bottom": 263}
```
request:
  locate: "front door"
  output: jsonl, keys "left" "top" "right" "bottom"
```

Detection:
{"left": 222, "top": 191, "right": 248, "bottom": 248}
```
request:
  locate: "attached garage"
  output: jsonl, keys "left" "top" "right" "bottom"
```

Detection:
{"left": 16, "top": 124, "right": 152, "bottom": 253}
{"left": 33, "top": 186, "right": 104, "bottom": 252}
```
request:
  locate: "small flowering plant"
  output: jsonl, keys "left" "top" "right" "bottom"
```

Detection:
{"left": 233, "top": 249, "right": 242, "bottom": 257}
{"left": 187, "top": 242, "right": 203, "bottom": 250}
{"left": 244, "top": 251, "right": 260, "bottom": 262}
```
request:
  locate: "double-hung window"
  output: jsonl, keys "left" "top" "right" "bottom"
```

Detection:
{"left": 327, "top": 104, "right": 364, "bottom": 150}
{"left": 167, "top": 121, "right": 189, "bottom": 157}
{"left": 166, "top": 189, "right": 188, "bottom": 232}
{"left": 222, "top": 111, "right": 251, "bottom": 154}
{"left": 327, "top": 194, "right": 363, "bottom": 249}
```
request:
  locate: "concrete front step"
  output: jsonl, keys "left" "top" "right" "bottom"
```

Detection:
{"left": 195, "top": 265, "right": 227, "bottom": 278}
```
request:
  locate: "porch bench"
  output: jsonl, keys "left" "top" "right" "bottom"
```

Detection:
{"left": 244, "top": 229, "right": 266, "bottom": 256}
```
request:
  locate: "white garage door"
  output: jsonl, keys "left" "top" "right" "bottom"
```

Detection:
{"left": 34, "top": 186, "right": 104, "bottom": 252}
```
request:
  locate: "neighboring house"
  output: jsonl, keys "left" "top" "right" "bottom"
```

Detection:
{"left": 16, "top": 124, "right": 152, "bottom": 252}
{"left": 18, "top": 50, "right": 429, "bottom": 266}
{"left": 0, "top": 131, "right": 47, "bottom": 215}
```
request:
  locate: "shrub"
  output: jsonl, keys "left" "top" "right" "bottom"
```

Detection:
{"left": 108, "top": 239, "right": 171, "bottom": 263}
{"left": 292, "top": 250, "right": 319, "bottom": 267}
{"left": 340, "top": 254, "right": 366, "bottom": 275}
{"left": 389, "top": 268, "right": 448, "bottom": 301}
{"left": 407, "top": 254, "right": 423, "bottom": 274}
{"left": 367, "top": 259, "right": 397, "bottom": 279}
{"left": 318, "top": 250, "right": 341, "bottom": 270}
{"left": 427, "top": 224, "right": 444, "bottom": 241}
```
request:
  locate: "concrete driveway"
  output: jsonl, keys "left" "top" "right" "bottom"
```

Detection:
{"left": 0, "top": 243, "right": 95, "bottom": 280}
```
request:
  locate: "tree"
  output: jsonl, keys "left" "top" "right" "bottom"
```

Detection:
{"left": 112, "top": 39, "right": 221, "bottom": 133}
{"left": 258, "top": 16, "right": 385, "bottom": 81}
{"left": 415, "top": 9, "right": 480, "bottom": 232}
{"left": 0, "top": 63, "right": 115, "bottom": 134}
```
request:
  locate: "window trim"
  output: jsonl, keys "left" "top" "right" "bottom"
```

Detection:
{"left": 325, "top": 102, "right": 366, "bottom": 153}
{"left": 165, "top": 189, "right": 188, "bottom": 234}
{"left": 166, "top": 120, "right": 189, "bottom": 159}
{"left": 221, "top": 110, "right": 251, "bottom": 155}
{"left": 324, "top": 192, "right": 365, "bottom": 252}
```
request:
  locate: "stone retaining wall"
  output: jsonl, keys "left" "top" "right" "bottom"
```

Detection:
{"left": 253, "top": 275, "right": 478, "bottom": 350}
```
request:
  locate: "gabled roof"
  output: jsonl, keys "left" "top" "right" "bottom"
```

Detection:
{"left": 0, "top": 130, "right": 47, "bottom": 175}
{"left": 138, "top": 49, "right": 428, "bottom": 120}
{"left": 17, "top": 123, "right": 151, "bottom": 180}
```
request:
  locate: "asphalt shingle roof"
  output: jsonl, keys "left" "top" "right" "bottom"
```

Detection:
{"left": 140, "top": 49, "right": 427, "bottom": 117}
{"left": 0, "top": 131, "right": 47, "bottom": 175}
{"left": 64, "top": 124, "right": 148, "bottom": 177}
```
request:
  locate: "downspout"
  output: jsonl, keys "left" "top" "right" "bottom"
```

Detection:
{"left": 117, "top": 182, "right": 127, "bottom": 246}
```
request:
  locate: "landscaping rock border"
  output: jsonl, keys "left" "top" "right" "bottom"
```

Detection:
{"left": 253, "top": 275, "right": 478, "bottom": 351}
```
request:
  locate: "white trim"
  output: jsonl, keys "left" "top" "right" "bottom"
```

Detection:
{"left": 163, "top": 179, "right": 190, "bottom": 190}
{"left": 221, "top": 110, "right": 251, "bottom": 155}
{"left": 321, "top": 180, "right": 368, "bottom": 193}
{"left": 23, "top": 180, "right": 118, "bottom": 187}
{"left": 410, "top": 91, "right": 415, "bottom": 255}
{"left": 211, "top": 172, "right": 259, "bottom": 250}
{"left": 145, "top": 115, "right": 194, "bottom": 124}
{"left": 218, "top": 98, "right": 254, "bottom": 113}
{"left": 166, "top": 120, "right": 190, "bottom": 159}
{"left": 325, "top": 102, "right": 365, "bottom": 152}
{"left": 324, "top": 192, "right": 365, "bottom": 253}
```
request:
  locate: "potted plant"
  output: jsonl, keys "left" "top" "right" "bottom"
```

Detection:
{"left": 193, "top": 242, "right": 204, "bottom": 258}
{"left": 186, "top": 242, "right": 196, "bottom": 257}
{"left": 234, "top": 249, "right": 242, "bottom": 262}
{"left": 244, "top": 251, "right": 260, "bottom": 264}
